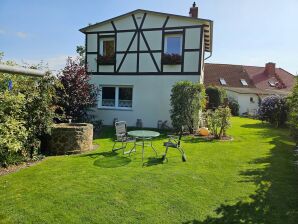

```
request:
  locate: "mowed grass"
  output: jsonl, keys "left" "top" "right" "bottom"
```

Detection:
{"left": 0, "top": 117, "right": 298, "bottom": 223}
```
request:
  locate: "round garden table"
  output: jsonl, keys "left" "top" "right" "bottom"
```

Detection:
{"left": 127, "top": 130, "right": 160, "bottom": 162}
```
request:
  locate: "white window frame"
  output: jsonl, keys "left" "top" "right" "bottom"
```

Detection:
{"left": 164, "top": 34, "right": 183, "bottom": 55}
{"left": 98, "top": 85, "right": 133, "bottom": 110}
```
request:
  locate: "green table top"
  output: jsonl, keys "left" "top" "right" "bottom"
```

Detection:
{"left": 127, "top": 130, "right": 160, "bottom": 138}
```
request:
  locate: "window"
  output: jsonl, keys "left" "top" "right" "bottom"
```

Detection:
{"left": 165, "top": 35, "right": 182, "bottom": 55}
{"left": 240, "top": 79, "right": 248, "bottom": 86}
{"left": 100, "top": 86, "right": 133, "bottom": 109}
{"left": 103, "top": 39, "right": 115, "bottom": 56}
{"left": 219, "top": 78, "right": 227, "bottom": 85}
{"left": 102, "top": 87, "right": 116, "bottom": 107}
{"left": 250, "top": 97, "right": 255, "bottom": 103}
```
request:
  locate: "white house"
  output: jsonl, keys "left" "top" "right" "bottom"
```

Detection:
{"left": 80, "top": 3, "right": 213, "bottom": 127}
{"left": 204, "top": 63, "right": 295, "bottom": 115}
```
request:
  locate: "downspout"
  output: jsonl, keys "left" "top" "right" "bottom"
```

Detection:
{"left": 204, "top": 51, "right": 212, "bottom": 61}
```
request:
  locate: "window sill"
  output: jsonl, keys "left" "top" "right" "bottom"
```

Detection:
{"left": 98, "top": 107, "right": 133, "bottom": 111}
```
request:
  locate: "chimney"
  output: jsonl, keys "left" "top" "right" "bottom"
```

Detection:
{"left": 265, "top": 62, "right": 276, "bottom": 76}
{"left": 189, "top": 2, "right": 198, "bottom": 18}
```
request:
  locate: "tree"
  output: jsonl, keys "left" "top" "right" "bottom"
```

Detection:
{"left": 206, "top": 86, "right": 227, "bottom": 109}
{"left": 76, "top": 45, "right": 85, "bottom": 66}
{"left": 57, "top": 57, "right": 98, "bottom": 122}
{"left": 288, "top": 77, "right": 298, "bottom": 144}
{"left": 170, "top": 81, "right": 205, "bottom": 133}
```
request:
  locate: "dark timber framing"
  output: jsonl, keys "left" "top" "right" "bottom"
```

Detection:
{"left": 85, "top": 13, "right": 206, "bottom": 75}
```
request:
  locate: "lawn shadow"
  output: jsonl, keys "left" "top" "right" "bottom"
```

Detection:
{"left": 80, "top": 150, "right": 132, "bottom": 168}
{"left": 186, "top": 124, "right": 298, "bottom": 223}
{"left": 143, "top": 157, "right": 164, "bottom": 167}
{"left": 183, "top": 136, "right": 216, "bottom": 144}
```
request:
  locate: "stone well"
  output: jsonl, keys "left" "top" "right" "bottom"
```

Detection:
{"left": 48, "top": 123, "right": 93, "bottom": 155}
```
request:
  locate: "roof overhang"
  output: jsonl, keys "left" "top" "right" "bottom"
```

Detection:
{"left": 79, "top": 9, "right": 213, "bottom": 53}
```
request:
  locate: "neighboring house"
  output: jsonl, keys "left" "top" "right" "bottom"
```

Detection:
{"left": 205, "top": 62, "right": 296, "bottom": 115}
{"left": 80, "top": 3, "right": 213, "bottom": 127}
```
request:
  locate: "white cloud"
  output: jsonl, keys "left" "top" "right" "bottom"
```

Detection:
{"left": 16, "top": 32, "right": 28, "bottom": 39}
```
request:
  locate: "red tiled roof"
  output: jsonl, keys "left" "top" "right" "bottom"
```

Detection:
{"left": 204, "top": 63, "right": 255, "bottom": 88}
{"left": 205, "top": 63, "right": 296, "bottom": 92}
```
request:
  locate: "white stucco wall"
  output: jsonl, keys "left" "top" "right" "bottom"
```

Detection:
{"left": 227, "top": 90, "right": 260, "bottom": 115}
{"left": 90, "top": 75, "right": 200, "bottom": 127}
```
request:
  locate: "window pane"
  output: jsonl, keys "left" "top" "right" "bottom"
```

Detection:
{"left": 166, "top": 36, "right": 181, "bottom": 55}
{"left": 103, "top": 40, "right": 115, "bottom": 56}
{"left": 118, "top": 87, "right": 132, "bottom": 108}
{"left": 102, "top": 87, "right": 115, "bottom": 107}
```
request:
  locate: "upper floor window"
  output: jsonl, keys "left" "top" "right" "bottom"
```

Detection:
{"left": 219, "top": 78, "right": 227, "bottom": 85}
{"left": 165, "top": 35, "right": 182, "bottom": 55}
{"left": 103, "top": 39, "right": 115, "bottom": 57}
{"left": 99, "top": 37, "right": 115, "bottom": 65}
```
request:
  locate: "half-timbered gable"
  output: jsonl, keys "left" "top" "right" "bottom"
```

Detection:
{"left": 81, "top": 9, "right": 212, "bottom": 77}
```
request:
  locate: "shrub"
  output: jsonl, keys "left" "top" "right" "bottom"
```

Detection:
{"left": 170, "top": 81, "right": 205, "bottom": 133}
{"left": 206, "top": 86, "right": 227, "bottom": 109}
{"left": 57, "top": 57, "right": 98, "bottom": 122}
{"left": 258, "top": 95, "right": 288, "bottom": 127}
{"left": 0, "top": 92, "right": 28, "bottom": 167}
{"left": 288, "top": 77, "right": 298, "bottom": 144}
{"left": 228, "top": 97, "right": 239, "bottom": 116}
{"left": 206, "top": 106, "right": 231, "bottom": 139}
{"left": 0, "top": 56, "right": 60, "bottom": 166}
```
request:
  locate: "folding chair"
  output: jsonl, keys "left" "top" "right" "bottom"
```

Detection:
{"left": 162, "top": 130, "right": 186, "bottom": 162}
{"left": 111, "top": 121, "right": 136, "bottom": 154}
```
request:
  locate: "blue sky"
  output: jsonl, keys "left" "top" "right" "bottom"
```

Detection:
{"left": 0, "top": 0, "right": 297, "bottom": 74}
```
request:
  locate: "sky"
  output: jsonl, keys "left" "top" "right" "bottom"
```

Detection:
{"left": 0, "top": 0, "right": 297, "bottom": 74}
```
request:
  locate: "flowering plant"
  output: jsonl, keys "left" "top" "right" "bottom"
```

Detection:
{"left": 258, "top": 95, "right": 288, "bottom": 127}
{"left": 162, "top": 53, "right": 182, "bottom": 65}
{"left": 97, "top": 54, "right": 115, "bottom": 65}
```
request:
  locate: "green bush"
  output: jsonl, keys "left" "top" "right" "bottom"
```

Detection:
{"left": 288, "top": 77, "right": 298, "bottom": 144}
{"left": 206, "top": 86, "right": 227, "bottom": 109}
{"left": 206, "top": 106, "right": 231, "bottom": 139}
{"left": 228, "top": 97, "right": 240, "bottom": 116}
{"left": 170, "top": 81, "right": 205, "bottom": 133}
{"left": 0, "top": 57, "right": 61, "bottom": 166}
{"left": 0, "top": 92, "right": 28, "bottom": 167}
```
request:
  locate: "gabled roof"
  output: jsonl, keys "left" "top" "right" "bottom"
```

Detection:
{"left": 205, "top": 63, "right": 295, "bottom": 93}
{"left": 79, "top": 9, "right": 213, "bottom": 52}
{"left": 204, "top": 63, "right": 255, "bottom": 88}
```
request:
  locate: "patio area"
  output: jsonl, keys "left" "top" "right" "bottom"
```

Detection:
{"left": 0, "top": 117, "right": 297, "bottom": 223}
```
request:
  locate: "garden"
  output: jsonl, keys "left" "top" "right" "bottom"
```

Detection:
{"left": 1, "top": 49, "right": 298, "bottom": 223}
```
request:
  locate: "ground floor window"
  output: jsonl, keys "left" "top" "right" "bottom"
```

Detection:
{"left": 100, "top": 86, "right": 133, "bottom": 109}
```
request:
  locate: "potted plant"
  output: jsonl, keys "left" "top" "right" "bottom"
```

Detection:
{"left": 161, "top": 53, "right": 182, "bottom": 65}
{"left": 97, "top": 54, "right": 115, "bottom": 65}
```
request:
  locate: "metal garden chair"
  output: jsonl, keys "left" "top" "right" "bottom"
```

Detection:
{"left": 112, "top": 121, "right": 136, "bottom": 154}
{"left": 162, "top": 130, "right": 186, "bottom": 162}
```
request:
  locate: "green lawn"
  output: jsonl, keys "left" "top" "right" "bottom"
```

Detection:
{"left": 0, "top": 117, "right": 298, "bottom": 223}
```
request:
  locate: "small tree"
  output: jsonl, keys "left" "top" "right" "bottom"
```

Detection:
{"left": 57, "top": 57, "right": 98, "bottom": 122}
{"left": 206, "top": 106, "right": 231, "bottom": 139}
{"left": 206, "top": 86, "right": 227, "bottom": 109}
{"left": 170, "top": 81, "right": 205, "bottom": 133}
{"left": 288, "top": 77, "right": 298, "bottom": 144}
{"left": 258, "top": 95, "right": 288, "bottom": 127}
